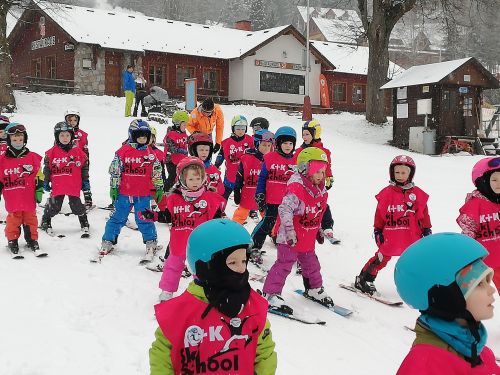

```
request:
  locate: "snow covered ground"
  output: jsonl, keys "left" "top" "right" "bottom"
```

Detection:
{"left": 1, "top": 91, "right": 499, "bottom": 374}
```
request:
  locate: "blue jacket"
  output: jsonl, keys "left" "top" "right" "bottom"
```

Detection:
{"left": 122, "top": 71, "right": 136, "bottom": 92}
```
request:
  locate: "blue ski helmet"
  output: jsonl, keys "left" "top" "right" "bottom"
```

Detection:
{"left": 274, "top": 126, "right": 297, "bottom": 154}
{"left": 187, "top": 219, "right": 252, "bottom": 275}
{"left": 395, "top": 233, "right": 489, "bottom": 313}
{"left": 128, "top": 119, "right": 151, "bottom": 144}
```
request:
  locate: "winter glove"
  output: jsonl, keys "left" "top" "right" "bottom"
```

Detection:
{"left": 285, "top": 229, "right": 297, "bottom": 247}
{"left": 82, "top": 180, "right": 91, "bottom": 192}
{"left": 255, "top": 193, "right": 266, "bottom": 212}
{"left": 35, "top": 187, "right": 44, "bottom": 204}
{"left": 110, "top": 187, "right": 118, "bottom": 202}
{"left": 325, "top": 176, "right": 334, "bottom": 190}
{"left": 154, "top": 189, "right": 164, "bottom": 203}
{"left": 316, "top": 230, "right": 325, "bottom": 244}
{"left": 374, "top": 228, "right": 384, "bottom": 247}
{"left": 422, "top": 228, "right": 432, "bottom": 237}
{"left": 83, "top": 190, "right": 93, "bottom": 208}
{"left": 213, "top": 143, "right": 221, "bottom": 154}
{"left": 43, "top": 180, "right": 51, "bottom": 192}
{"left": 233, "top": 188, "right": 241, "bottom": 205}
{"left": 138, "top": 209, "right": 158, "bottom": 222}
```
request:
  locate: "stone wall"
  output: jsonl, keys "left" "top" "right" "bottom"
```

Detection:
{"left": 74, "top": 44, "right": 105, "bottom": 95}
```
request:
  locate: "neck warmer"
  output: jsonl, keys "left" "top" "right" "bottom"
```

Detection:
{"left": 180, "top": 185, "right": 206, "bottom": 202}
{"left": 389, "top": 180, "right": 415, "bottom": 190}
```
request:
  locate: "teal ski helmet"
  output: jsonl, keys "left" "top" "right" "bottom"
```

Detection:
{"left": 395, "top": 233, "right": 489, "bottom": 314}
{"left": 187, "top": 219, "right": 253, "bottom": 275}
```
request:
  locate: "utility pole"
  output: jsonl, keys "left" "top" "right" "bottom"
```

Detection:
{"left": 302, "top": 0, "right": 312, "bottom": 121}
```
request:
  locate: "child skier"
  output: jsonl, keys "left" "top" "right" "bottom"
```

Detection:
{"left": 64, "top": 109, "right": 92, "bottom": 209}
{"left": 95, "top": 119, "right": 163, "bottom": 262}
{"left": 149, "top": 218, "right": 277, "bottom": 375}
{"left": 0, "top": 123, "right": 44, "bottom": 257}
{"left": 294, "top": 119, "right": 339, "bottom": 244}
{"left": 354, "top": 155, "right": 432, "bottom": 295}
{"left": 163, "top": 111, "right": 189, "bottom": 191}
{"left": 39, "top": 122, "right": 90, "bottom": 237}
{"left": 249, "top": 117, "right": 270, "bottom": 134}
{"left": 262, "top": 147, "right": 334, "bottom": 314}
{"left": 457, "top": 156, "right": 500, "bottom": 291}
{"left": 149, "top": 125, "right": 167, "bottom": 201}
{"left": 395, "top": 233, "right": 499, "bottom": 374}
{"left": 232, "top": 129, "right": 274, "bottom": 225}
{"left": 250, "top": 126, "right": 297, "bottom": 264}
{"left": 214, "top": 115, "right": 254, "bottom": 200}
{"left": 0, "top": 115, "right": 9, "bottom": 156}
{"left": 139, "top": 157, "right": 226, "bottom": 300}
{"left": 187, "top": 132, "right": 224, "bottom": 196}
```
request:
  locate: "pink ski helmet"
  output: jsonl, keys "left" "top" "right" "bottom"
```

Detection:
{"left": 471, "top": 157, "right": 500, "bottom": 185}
{"left": 389, "top": 155, "right": 416, "bottom": 182}
{"left": 176, "top": 156, "right": 207, "bottom": 188}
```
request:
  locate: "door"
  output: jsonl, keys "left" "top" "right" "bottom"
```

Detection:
{"left": 105, "top": 51, "right": 123, "bottom": 97}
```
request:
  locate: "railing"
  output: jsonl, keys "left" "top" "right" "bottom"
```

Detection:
{"left": 14, "top": 76, "right": 78, "bottom": 94}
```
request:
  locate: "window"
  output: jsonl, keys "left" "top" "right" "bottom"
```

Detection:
{"left": 352, "top": 84, "right": 365, "bottom": 103}
{"left": 149, "top": 64, "right": 166, "bottom": 86}
{"left": 203, "top": 69, "right": 220, "bottom": 91}
{"left": 463, "top": 97, "right": 473, "bottom": 117}
{"left": 176, "top": 66, "right": 195, "bottom": 87}
{"left": 333, "top": 83, "right": 346, "bottom": 102}
{"left": 32, "top": 58, "right": 41, "bottom": 78}
{"left": 260, "top": 71, "right": 305, "bottom": 94}
{"left": 442, "top": 90, "right": 450, "bottom": 111}
{"left": 46, "top": 56, "right": 56, "bottom": 79}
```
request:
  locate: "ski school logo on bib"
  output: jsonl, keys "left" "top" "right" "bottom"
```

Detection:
{"left": 183, "top": 325, "right": 224, "bottom": 347}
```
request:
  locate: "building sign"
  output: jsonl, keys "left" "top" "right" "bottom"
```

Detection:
{"left": 459, "top": 86, "right": 469, "bottom": 94}
{"left": 31, "top": 36, "right": 56, "bottom": 51}
{"left": 255, "top": 59, "right": 305, "bottom": 71}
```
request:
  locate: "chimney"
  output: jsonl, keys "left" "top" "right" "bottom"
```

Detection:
{"left": 234, "top": 20, "right": 252, "bottom": 31}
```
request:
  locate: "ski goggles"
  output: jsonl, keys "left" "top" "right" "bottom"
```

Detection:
{"left": 6, "top": 123, "right": 26, "bottom": 135}
{"left": 488, "top": 157, "right": 500, "bottom": 168}
{"left": 233, "top": 124, "right": 247, "bottom": 131}
{"left": 261, "top": 132, "right": 275, "bottom": 143}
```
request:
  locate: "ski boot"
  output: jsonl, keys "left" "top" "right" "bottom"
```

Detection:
{"left": 303, "top": 286, "right": 334, "bottom": 307}
{"left": 265, "top": 293, "right": 293, "bottom": 315}
{"left": 182, "top": 266, "right": 192, "bottom": 278}
{"left": 295, "top": 262, "right": 302, "bottom": 275}
{"left": 99, "top": 240, "right": 114, "bottom": 255}
{"left": 354, "top": 272, "right": 377, "bottom": 295}
{"left": 249, "top": 210, "right": 259, "bottom": 221}
{"left": 249, "top": 248, "right": 264, "bottom": 266}
{"left": 83, "top": 191, "right": 93, "bottom": 211}
{"left": 8, "top": 239, "right": 21, "bottom": 258}
{"left": 39, "top": 216, "right": 52, "bottom": 232}
{"left": 79, "top": 214, "right": 90, "bottom": 238}
{"left": 159, "top": 290, "right": 173, "bottom": 302}
{"left": 26, "top": 239, "right": 40, "bottom": 251}
{"left": 140, "top": 240, "right": 158, "bottom": 264}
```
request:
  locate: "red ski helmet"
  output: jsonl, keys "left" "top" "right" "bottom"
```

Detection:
{"left": 188, "top": 132, "right": 213, "bottom": 159}
{"left": 389, "top": 155, "right": 416, "bottom": 183}
{"left": 471, "top": 157, "right": 500, "bottom": 185}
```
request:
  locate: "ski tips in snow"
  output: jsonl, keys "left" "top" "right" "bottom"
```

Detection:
{"left": 339, "top": 283, "right": 404, "bottom": 307}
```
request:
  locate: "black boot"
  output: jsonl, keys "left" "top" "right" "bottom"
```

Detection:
{"left": 40, "top": 216, "right": 52, "bottom": 231}
{"left": 78, "top": 214, "right": 89, "bottom": 230}
{"left": 354, "top": 271, "right": 377, "bottom": 295}
{"left": 26, "top": 239, "right": 40, "bottom": 250}
{"left": 8, "top": 239, "right": 19, "bottom": 254}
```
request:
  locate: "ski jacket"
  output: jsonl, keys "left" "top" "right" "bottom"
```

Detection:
{"left": 215, "top": 134, "right": 254, "bottom": 184}
{"left": 109, "top": 143, "right": 163, "bottom": 197}
{"left": 397, "top": 322, "right": 499, "bottom": 374}
{"left": 295, "top": 140, "right": 332, "bottom": 177}
{"left": 150, "top": 145, "right": 167, "bottom": 188}
{"left": 165, "top": 190, "right": 226, "bottom": 257}
{"left": 373, "top": 184, "right": 431, "bottom": 256}
{"left": 187, "top": 105, "right": 224, "bottom": 145}
{"left": 122, "top": 70, "right": 136, "bottom": 92}
{"left": 257, "top": 151, "right": 296, "bottom": 205}
{"left": 163, "top": 130, "right": 188, "bottom": 165}
{"left": 43, "top": 145, "right": 88, "bottom": 197}
{"left": 0, "top": 150, "right": 42, "bottom": 213}
{"left": 150, "top": 282, "right": 277, "bottom": 375}
{"left": 205, "top": 163, "right": 225, "bottom": 196}
{"left": 275, "top": 172, "right": 328, "bottom": 252}
{"left": 73, "top": 128, "right": 89, "bottom": 157}
{"left": 457, "top": 190, "right": 500, "bottom": 268}
{"left": 234, "top": 149, "right": 264, "bottom": 210}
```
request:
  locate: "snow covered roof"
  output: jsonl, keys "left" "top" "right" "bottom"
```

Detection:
{"left": 390, "top": 18, "right": 446, "bottom": 51}
{"left": 6, "top": 8, "right": 22, "bottom": 37}
{"left": 380, "top": 57, "right": 473, "bottom": 89}
{"left": 311, "top": 16, "right": 363, "bottom": 44}
{"left": 296, "top": 6, "right": 359, "bottom": 23}
{"left": 14, "top": 1, "right": 290, "bottom": 59}
{"left": 311, "top": 41, "right": 404, "bottom": 78}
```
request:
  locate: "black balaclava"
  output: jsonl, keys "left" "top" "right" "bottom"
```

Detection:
{"left": 195, "top": 245, "right": 251, "bottom": 318}
{"left": 276, "top": 135, "right": 296, "bottom": 157}
{"left": 476, "top": 169, "right": 500, "bottom": 204}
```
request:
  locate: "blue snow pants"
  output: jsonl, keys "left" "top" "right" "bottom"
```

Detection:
{"left": 102, "top": 194, "right": 156, "bottom": 243}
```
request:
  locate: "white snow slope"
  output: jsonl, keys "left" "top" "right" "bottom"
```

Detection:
{"left": 0, "top": 91, "right": 499, "bottom": 374}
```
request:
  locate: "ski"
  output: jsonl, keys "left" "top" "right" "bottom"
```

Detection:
{"left": 32, "top": 248, "right": 48, "bottom": 257}
{"left": 249, "top": 273, "right": 266, "bottom": 283}
{"left": 294, "top": 289, "right": 353, "bottom": 317}
{"left": 8, "top": 249, "right": 24, "bottom": 259}
{"left": 40, "top": 227, "right": 66, "bottom": 238}
{"left": 268, "top": 307, "right": 326, "bottom": 325}
{"left": 339, "top": 283, "right": 403, "bottom": 307}
{"left": 90, "top": 245, "right": 114, "bottom": 263}
{"left": 139, "top": 251, "right": 155, "bottom": 265}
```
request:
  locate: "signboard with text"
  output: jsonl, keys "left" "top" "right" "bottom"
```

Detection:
{"left": 31, "top": 36, "right": 56, "bottom": 50}
{"left": 255, "top": 59, "right": 305, "bottom": 71}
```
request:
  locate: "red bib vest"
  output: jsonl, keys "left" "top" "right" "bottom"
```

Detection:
{"left": 166, "top": 191, "right": 226, "bottom": 257}
{"left": 0, "top": 151, "right": 42, "bottom": 212}
{"left": 155, "top": 289, "right": 268, "bottom": 375}
{"left": 239, "top": 153, "right": 262, "bottom": 210}
{"left": 264, "top": 152, "right": 296, "bottom": 205}
{"left": 45, "top": 145, "right": 87, "bottom": 197}
{"left": 221, "top": 135, "right": 254, "bottom": 183}
{"left": 205, "top": 164, "right": 225, "bottom": 197}
{"left": 164, "top": 131, "right": 188, "bottom": 165}
{"left": 115, "top": 144, "right": 156, "bottom": 197}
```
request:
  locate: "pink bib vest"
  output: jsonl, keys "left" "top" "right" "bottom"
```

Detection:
{"left": 155, "top": 289, "right": 267, "bottom": 375}
{"left": 45, "top": 145, "right": 87, "bottom": 197}
{"left": 164, "top": 131, "right": 188, "bottom": 165}
{"left": 115, "top": 144, "right": 156, "bottom": 197}
{"left": 221, "top": 135, "right": 254, "bottom": 183}
{"left": 0, "top": 151, "right": 42, "bottom": 212}
{"left": 264, "top": 152, "right": 296, "bottom": 205}
{"left": 239, "top": 153, "right": 262, "bottom": 210}
{"left": 205, "top": 164, "right": 225, "bottom": 197}
{"left": 73, "top": 129, "right": 88, "bottom": 154}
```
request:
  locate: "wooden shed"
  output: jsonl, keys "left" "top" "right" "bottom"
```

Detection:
{"left": 380, "top": 57, "right": 499, "bottom": 153}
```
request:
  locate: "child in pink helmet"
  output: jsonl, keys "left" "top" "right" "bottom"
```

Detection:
{"left": 457, "top": 156, "right": 500, "bottom": 291}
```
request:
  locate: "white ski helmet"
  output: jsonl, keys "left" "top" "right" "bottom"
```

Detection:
{"left": 64, "top": 109, "right": 80, "bottom": 126}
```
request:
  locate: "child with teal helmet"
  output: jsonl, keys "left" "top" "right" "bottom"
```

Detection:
{"left": 395, "top": 233, "right": 499, "bottom": 373}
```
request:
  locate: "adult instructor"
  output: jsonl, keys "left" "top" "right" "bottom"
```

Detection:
{"left": 122, "top": 64, "right": 136, "bottom": 117}
{"left": 186, "top": 97, "right": 224, "bottom": 153}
